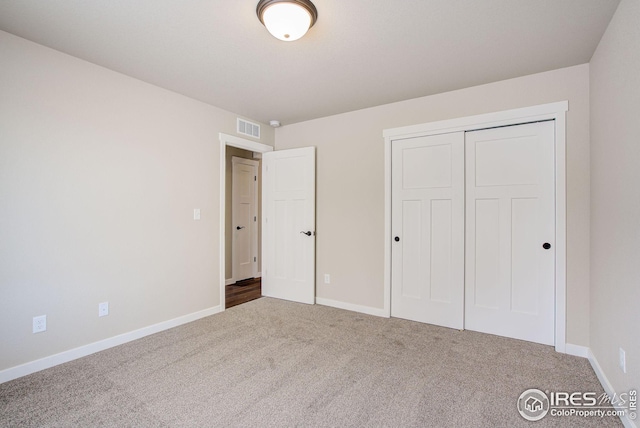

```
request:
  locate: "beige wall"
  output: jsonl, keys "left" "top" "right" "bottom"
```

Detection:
{"left": 225, "top": 147, "right": 261, "bottom": 280}
{"left": 590, "top": 0, "right": 639, "bottom": 397}
{"left": 0, "top": 31, "right": 273, "bottom": 371}
{"left": 276, "top": 64, "right": 591, "bottom": 346}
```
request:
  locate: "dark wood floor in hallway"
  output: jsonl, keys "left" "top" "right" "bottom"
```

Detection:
{"left": 225, "top": 277, "right": 261, "bottom": 309}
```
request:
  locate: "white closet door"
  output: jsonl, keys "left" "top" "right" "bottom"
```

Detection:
{"left": 391, "top": 132, "right": 465, "bottom": 329}
{"left": 465, "top": 121, "right": 555, "bottom": 345}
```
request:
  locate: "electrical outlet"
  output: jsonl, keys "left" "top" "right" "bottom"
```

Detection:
{"left": 193, "top": 209, "right": 201, "bottom": 220}
{"left": 98, "top": 302, "right": 109, "bottom": 317}
{"left": 324, "top": 274, "right": 331, "bottom": 284}
{"left": 33, "top": 315, "right": 46, "bottom": 333}
{"left": 619, "top": 348, "right": 626, "bottom": 373}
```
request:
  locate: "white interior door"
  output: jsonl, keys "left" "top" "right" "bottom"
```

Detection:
{"left": 263, "top": 147, "right": 316, "bottom": 304}
{"left": 232, "top": 157, "right": 258, "bottom": 281}
{"left": 465, "top": 121, "right": 555, "bottom": 345}
{"left": 391, "top": 132, "right": 465, "bottom": 329}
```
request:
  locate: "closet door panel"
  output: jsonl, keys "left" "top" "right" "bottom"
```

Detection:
{"left": 465, "top": 121, "right": 555, "bottom": 346}
{"left": 391, "top": 132, "right": 464, "bottom": 329}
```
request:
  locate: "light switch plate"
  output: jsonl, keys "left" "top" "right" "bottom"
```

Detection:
{"left": 193, "top": 209, "right": 201, "bottom": 220}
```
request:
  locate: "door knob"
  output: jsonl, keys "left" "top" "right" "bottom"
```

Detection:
{"left": 236, "top": 226, "right": 245, "bottom": 230}
{"left": 300, "top": 231, "right": 313, "bottom": 236}
{"left": 542, "top": 242, "right": 551, "bottom": 249}
{"left": 394, "top": 236, "right": 400, "bottom": 242}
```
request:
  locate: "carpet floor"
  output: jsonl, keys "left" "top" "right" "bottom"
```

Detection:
{"left": 0, "top": 298, "right": 621, "bottom": 427}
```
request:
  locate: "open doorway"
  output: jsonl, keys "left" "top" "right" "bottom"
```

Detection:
{"left": 219, "top": 133, "right": 273, "bottom": 310}
{"left": 226, "top": 148, "right": 260, "bottom": 308}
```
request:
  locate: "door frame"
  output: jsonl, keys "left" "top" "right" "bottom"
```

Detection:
{"left": 231, "top": 156, "right": 260, "bottom": 282}
{"left": 219, "top": 133, "right": 273, "bottom": 311}
{"left": 383, "top": 101, "right": 568, "bottom": 353}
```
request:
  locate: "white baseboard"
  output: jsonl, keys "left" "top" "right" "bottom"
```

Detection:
{"left": 316, "top": 297, "right": 387, "bottom": 318}
{"left": 565, "top": 343, "right": 589, "bottom": 358}
{"left": 588, "top": 349, "right": 637, "bottom": 428}
{"left": 226, "top": 274, "right": 261, "bottom": 286}
{"left": 0, "top": 305, "right": 222, "bottom": 385}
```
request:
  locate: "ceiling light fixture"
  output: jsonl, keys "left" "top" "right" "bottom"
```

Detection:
{"left": 256, "top": 0, "right": 318, "bottom": 42}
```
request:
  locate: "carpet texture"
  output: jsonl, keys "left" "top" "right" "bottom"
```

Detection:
{"left": 0, "top": 298, "right": 621, "bottom": 427}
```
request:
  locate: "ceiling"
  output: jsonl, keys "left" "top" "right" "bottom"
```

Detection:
{"left": 0, "top": 0, "right": 620, "bottom": 126}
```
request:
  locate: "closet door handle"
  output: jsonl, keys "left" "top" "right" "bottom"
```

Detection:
{"left": 542, "top": 242, "right": 551, "bottom": 249}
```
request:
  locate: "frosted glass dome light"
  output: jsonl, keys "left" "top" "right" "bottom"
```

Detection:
{"left": 257, "top": 0, "right": 318, "bottom": 42}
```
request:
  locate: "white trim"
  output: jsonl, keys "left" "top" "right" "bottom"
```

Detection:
{"left": 383, "top": 101, "right": 569, "bottom": 139}
{"left": 553, "top": 112, "right": 567, "bottom": 353}
{"left": 565, "top": 343, "right": 589, "bottom": 358}
{"left": 316, "top": 297, "right": 388, "bottom": 318}
{"left": 225, "top": 272, "right": 261, "bottom": 287}
{"left": 0, "top": 305, "right": 221, "bottom": 384}
{"left": 383, "top": 101, "right": 569, "bottom": 352}
{"left": 383, "top": 135, "right": 393, "bottom": 318}
{"left": 219, "top": 133, "right": 273, "bottom": 311}
{"left": 588, "top": 349, "right": 638, "bottom": 428}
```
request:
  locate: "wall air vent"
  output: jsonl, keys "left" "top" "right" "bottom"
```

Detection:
{"left": 237, "top": 118, "right": 261, "bottom": 139}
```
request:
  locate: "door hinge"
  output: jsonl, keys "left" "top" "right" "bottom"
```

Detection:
{"left": 254, "top": 176, "right": 257, "bottom": 181}
{"left": 254, "top": 216, "right": 257, "bottom": 221}
{"left": 254, "top": 257, "right": 257, "bottom": 262}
